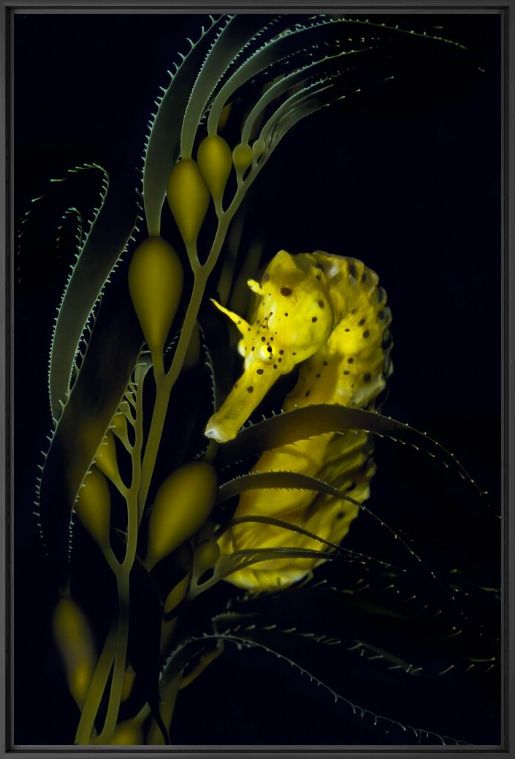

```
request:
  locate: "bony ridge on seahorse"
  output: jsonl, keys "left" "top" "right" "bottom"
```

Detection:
{"left": 205, "top": 250, "right": 393, "bottom": 590}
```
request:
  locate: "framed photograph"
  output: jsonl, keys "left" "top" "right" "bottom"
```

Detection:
{"left": 4, "top": 1, "right": 513, "bottom": 756}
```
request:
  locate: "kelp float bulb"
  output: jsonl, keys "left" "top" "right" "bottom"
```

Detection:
{"left": 128, "top": 236, "right": 183, "bottom": 369}
{"left": 167, "top": 159, "right": 210, "bottom": 256}
{"left": 109, "top": 719, "right": 143, "bottom": 745}
{"left": 197, "top": 135, "right": 232, "bottom": 210}
{"left": 232, "top": 143, "right": 253, "bottom": 176}
{"left": 193, "top": 539, "right": 220, "bottom": 586}
{"left": 52, "top": 598, "right": 96, "bottom": 708}
{"left": 75, "top": 466, "right": 111, "bottom": 550}
{"left": 146, "top": 461, "right": 217, "bottom": 570}
{"left": 252, "top": 138, "right": 266, "bottom": 161}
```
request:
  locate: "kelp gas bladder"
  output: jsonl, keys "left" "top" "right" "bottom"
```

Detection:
{"left": 21, "top": 14, "right": 498, "bottom": 746}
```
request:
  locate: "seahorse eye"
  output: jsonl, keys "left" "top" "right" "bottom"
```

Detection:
{"left": 260, "top": 343, "right": 271, "bottom": 360}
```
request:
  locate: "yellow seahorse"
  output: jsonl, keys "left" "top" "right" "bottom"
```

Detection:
{"left": 205, "top": 250, "right": 392, "bottom": 590}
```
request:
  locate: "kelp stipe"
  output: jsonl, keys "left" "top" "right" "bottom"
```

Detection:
{"left": 19, "top": 13, "right": 500, "bottom": 745}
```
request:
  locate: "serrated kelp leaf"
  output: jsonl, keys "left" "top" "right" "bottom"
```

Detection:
{"left": 216, "top": 489, "right": 485, "bottom": 644}
{"left": 16, "top": 163, "right": 122, "bottom": 418}
{"left": 36, "top": 275, "right": 143, "bottom": 585}
{"left": 210, "top": 14, "right": 476, "bottom": 212}
{"left": 49, "top": 164, "right": 140, "bottom": 420}
{"left": 218, "top": 469, "right": 348, "bottom": 502}
{"left": 212, "top": 619, "right": 423, "bottom": 678}
{"left": 173, "top": 631, "right": 464, "bottom": 745}
{"left": 217, "top": 513, "right": 343, "bottom": 555}
{"left": 206, "top": 16, "right": 342, "bottom": 133}
{"left": 16, "top": 174, "right": 88, "bottom": 296}
{"left": 240, "top": 50, "right": 366, "bottom": 145}
{"left": 221, "top": 404, "right": 487, "bottom": 505}
{"left": 190, "top": 545, "right": 334, "bottom": 598}
{"left": 208, "top": 14, "right": 470, "bottom": 138}
{"left": 258, "top": 78, "right": 336, "bottom": 149}
{"left": 224, "top": 583, "right": 498, "bottom": 681}
{"left": 142, "top": 16, "right": 223, "bottom": 235}
{"left": 180, "top": 15, "right": 272, "bottom": 158}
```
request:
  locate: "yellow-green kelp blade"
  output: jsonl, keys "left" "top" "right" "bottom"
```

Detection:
{"left": 36, "top": 278, "right": 143, "bottom": 585}
{"left": 220, "top": 403, "right": 488, "bottom": 508}
{"left": 48, "top": 163, "right": 140, "bottom": 421}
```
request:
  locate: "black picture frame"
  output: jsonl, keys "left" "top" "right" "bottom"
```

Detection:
{"left": 2, "top": 1, "right": 513, "bottom": 757}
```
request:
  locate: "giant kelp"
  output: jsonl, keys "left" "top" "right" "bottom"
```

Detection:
{"left": 18, "top": 14, "right": 500, "bottom": 746}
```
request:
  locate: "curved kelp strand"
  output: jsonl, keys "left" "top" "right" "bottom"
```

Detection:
{"left": 208, "top": 624, "right": 414, "bottom": 681}
{"left": 36, "top": 277, "right": 143, "bottom": 585}
{"left": 212, "top": 609, "right": 497, "bottom": 682}
{"left": 258, "top": 77, "right": 338, "bottom": 150}
{"left": 216, "top": 514, "right": 345, "bottom": 554}
{"left": 16, "top": 165, "right": 97, "bottom": 281}
{"left": 206, "top": 16, "right": 372, "bottom": 134}
{"left": 261, "top": 46, "right": 412, "bottom": 151}
{"left": 249, "top": 553, "right": 494, "bottom": 656}
{"left": 16, "top": 163, "right": 106, "bottom": 415}
{"left": 189, "top": 546, "right": 335, "bottom": 598}
{"left": 206, "top": 15, "right": 469, "bottom": 137}
{"left": 240, "top": 26, "right": 473, "bottom": 173}
{"left": 239, "top": 51, "right": 370, "bottom": 146}
{"left": 216, "top": 517, "right": 403, "bottom": 577}
{"left": 221, "top": 404, "right": 493, "bottom": 513}
{"left": 142, "top": 15, "right": 223, "bottom": 236}
{"left": 180, "top": 15, "right": 275, "bottom": 159}
{"left": 165, "top": 632, "right": 464, "bottom": 745}
{"left": 49, "top": 163, "right": 141, "bottom": 421}
{"left": 215, "top": 478, "right": 485, "bottom": 642}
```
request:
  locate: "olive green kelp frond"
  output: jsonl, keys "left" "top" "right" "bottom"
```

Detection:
{"left": 36, "top": 278, "right": 144, "bottom": 584}
{"left": 17, "top": 162, "right": 139, "bottom": 422}
{"left": 143, "top": 14, "right": 473, "bottom": 242}
{"left": 47, "top": 163, "right": 142, "bottom": 422}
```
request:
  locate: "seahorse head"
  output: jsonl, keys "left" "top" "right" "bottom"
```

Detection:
{"left": 204, "top": 250, "right": 334, "bottom": 442}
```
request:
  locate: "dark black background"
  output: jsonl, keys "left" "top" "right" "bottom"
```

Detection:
{"left": 13, "top": 12, "right": 502, "bottom": 746}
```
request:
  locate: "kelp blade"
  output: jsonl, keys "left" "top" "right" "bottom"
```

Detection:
{"left": 38, "top": 273, "right": 142, "bottom": 585}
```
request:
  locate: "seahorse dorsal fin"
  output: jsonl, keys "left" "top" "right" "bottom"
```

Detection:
{"left": 210, "top": 298, "right": 250, "bottom": 336}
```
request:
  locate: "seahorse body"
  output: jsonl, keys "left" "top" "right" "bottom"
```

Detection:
{"left": 206, "top": 250, "right": 392, "bottom": 590}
